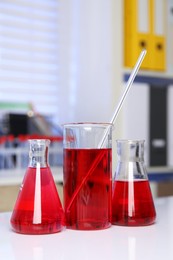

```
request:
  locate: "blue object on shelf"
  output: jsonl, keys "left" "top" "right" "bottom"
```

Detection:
{"left": 148, "top": 171, "right": 173, "bottom": 182}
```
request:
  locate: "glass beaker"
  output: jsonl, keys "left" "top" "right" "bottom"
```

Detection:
{"left": 63, "top": 123, "right": 112, "bottom": 230}
{"left": 10, "top": 139, "right": 65, "bottom": 234}
{"left": 112, "top": 140, "right": 156, "bottom": 226}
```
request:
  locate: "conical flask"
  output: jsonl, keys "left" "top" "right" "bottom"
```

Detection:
{"left": 112, "top": 140, "right": 156, "bottom": 226}
{"left": 10, "top": 139, "right": 65, "bottom": 234}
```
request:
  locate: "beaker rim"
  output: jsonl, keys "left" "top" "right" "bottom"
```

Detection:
{"left": 63, "top": 122, "right": 113, "bottom": 128}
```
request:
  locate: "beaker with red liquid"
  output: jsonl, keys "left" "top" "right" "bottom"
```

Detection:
{"left": 63, "top": 123, "right": 112, "bottom": 230}
{"left": 10, "top": 139, "right": 65, "bottom": 234}
{"left": 112, "top": 140, "right": 156, "bottom": 226}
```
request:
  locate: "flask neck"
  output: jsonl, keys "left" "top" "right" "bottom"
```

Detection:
{"left": 117, "top": 140, "right": 144, "bottom": 162}
{"left": 115, "top": 140, "right": 147, "bottom": 181}
{"left": 28, "top": 139, "right": 50, "bottom": 168}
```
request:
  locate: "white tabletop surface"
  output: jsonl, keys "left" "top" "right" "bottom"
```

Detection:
{"left": 0, "top": 196, "right": 172, "bottom": 260}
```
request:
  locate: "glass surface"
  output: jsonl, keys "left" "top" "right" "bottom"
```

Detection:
{"left": 63, "top": 123, "right": 112, "bottom": 230}
{"left": 112, "top": 140, "right": 156, "bottom": 226}
{"left": 10, "top": 139, "right": 64, "bottom": 234}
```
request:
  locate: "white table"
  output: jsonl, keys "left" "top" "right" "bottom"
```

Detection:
{"left": 0, "top": 196, "right": 172, "bottom": 260}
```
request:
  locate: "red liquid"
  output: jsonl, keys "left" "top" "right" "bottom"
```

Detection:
{"left": 63, "top": 148, "right": 112, "bottom": 230}
{"left": 10, "top": 167, "right": 64, "bottom": 234}
{"left": 112, "top": 180, "right": 156, "bottom": 226}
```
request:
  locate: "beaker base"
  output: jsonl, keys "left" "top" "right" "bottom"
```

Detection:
{"left": 66, "top": 221, "right": 111, "bottom": 231}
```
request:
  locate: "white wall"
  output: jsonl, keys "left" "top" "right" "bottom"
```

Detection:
{"left": 122, "top": 83, "right": 150, "bottom": 166}
{"left": 58, "top": 0, "right": 123, "bottom": 128}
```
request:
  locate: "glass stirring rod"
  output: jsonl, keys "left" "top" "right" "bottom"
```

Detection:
{"left": 98, "top": 49, "right": 147, "bottom": 148}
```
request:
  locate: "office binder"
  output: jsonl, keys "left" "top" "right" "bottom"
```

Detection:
{"left": 166, "top": 0, "right": 173, "bottom": 73}
{"left": 150, "top": 0, "right": 166, "bottom": 71}
{"left": 124, "top": 0, "right": 151, "bottom": 69}
{"left": 124, "top": 0, "right": 166, "bottom": 71}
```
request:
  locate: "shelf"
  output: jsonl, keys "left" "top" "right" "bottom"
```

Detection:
{"left": 0, "top": 167, "right": 63, "bottom": 186}
{"left": 124, "top": 69, "right": 173, "bottom": 86}
{"left": 147, "top": 166, "right": 173, "bottom": 182}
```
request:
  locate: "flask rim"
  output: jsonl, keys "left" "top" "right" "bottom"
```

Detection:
{"left": 28, "top": 139, "right": 51, "bottom": 145}
{"left": 116, "top": 139, "right": 145, "bottom": 144}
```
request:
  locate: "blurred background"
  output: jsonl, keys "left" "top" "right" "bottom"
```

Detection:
{"left": 0, "top": 0, "right": 173, "bottom": 211}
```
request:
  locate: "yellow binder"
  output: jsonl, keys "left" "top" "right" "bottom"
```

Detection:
{"left": 150, "top": 0, "right": 166, "bottom": 71}
{"left": 124, "top": 0, "right": 166, "bottom": 71}
{"left": 167, "top": 0, "right": 173, "bottom": 73}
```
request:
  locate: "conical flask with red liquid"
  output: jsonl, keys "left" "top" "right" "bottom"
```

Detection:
{"left": 112, "top": 140, "right": 156, "bottom": 226}
{"left": 10, "top": 139, "right": 65, "bottom": 234}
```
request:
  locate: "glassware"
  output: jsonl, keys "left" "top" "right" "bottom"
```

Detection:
{"left": 63, "top": 123, "right": 112, "bottom": 230}
{"left": 0, "top": 136, "right": 6, "bottom": 169}
{"left": 5, "top": 135, "right": 15, "bottom": 169}
{"left": 17, "top": 135, "right": 29, "bottom": 168}
{"left": 10, "top": 139, "right": 64, "bottom": 234}
{"left": 112, "top": 140, "right": 156, "bottom": 226}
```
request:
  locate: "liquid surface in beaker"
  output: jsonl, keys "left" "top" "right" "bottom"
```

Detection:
{"left": 11, "top": 166, "right": 64, "bottom": 234}
{"left": 63, "top": 148, "right": 112, "bottom": 230}
{"left": 112, "top": 179, "right": 156, "bottom": 226}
